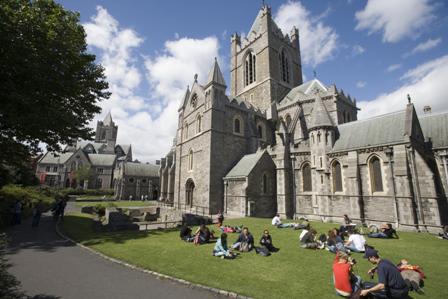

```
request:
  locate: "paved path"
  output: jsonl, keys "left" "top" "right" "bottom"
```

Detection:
{"left": 5, "top": 208, "right": 223, "bottom": 299}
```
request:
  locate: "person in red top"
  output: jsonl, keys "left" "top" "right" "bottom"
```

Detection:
{"left": 333, "top": 251, "right": 361, "bottom": 297}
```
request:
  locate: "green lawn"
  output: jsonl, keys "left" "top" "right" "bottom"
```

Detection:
{"left": 61, "top": 214, "right": 448, "bottom": 299}
{"left": 75, "top": 200, "right": 157, "bottom": 208}
{"left": 75, "top": 195, "right": 114, "bottom": 200}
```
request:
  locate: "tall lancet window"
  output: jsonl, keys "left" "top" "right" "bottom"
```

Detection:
{"left": 332, "top": 161, "right": 343, "bottom": 192}
{"left": 279, "top": 49, "right": 290, "bottom": 83}
{"left": 369, "top": 156, "right": 384, "bottom": 192}
{"left": 245, "top": 51, "right": 256, "bottom": 86}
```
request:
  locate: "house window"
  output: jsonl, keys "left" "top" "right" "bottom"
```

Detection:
{"left": 53, "top": 166, "right": 58, "bottom": 172}
{"left": 142, "top": 179, "right": 147, "bottom": 183}
{"left": 46, "top": 166, "right": 50, "bottom": 172}
{"left": 332, "top": 161, "right": 343, "bottom": 192}
{"left": 196, "top": 114, "right": 202, "bottom": 134}
{"left": 129, "top": 178, "right": 134, "bottom": 183}
{"left": 317, "top": 132, "right": 321, "bottom": 143}
{"left": 234, "top": 118, "right": 241, "bottom": 134}
{"left": 95, "top": 178, "right": 102, "bottom": 189}
{"left": 190, "top": 94, "right": 198, "bottom": 108}
{"left": 319, "top": 157, "right": 322, "bottom": 168}
{"left": 369, "top": 156, "right": 384, "bottom": 192}
{"left": 97, "top": 168, "right": 104, "bottom": 174}
{"left": 262, "top": 173, "right": 268, "bottom": 194}
{"left": 302, "top": 163, "right": 312, "bottom": 192}
{"left": 257, "top": 123, "right": 265, "bottom": 140}
{"left": 311, "top": 133, "right": 314, "bottom": 144}
{"left": 325, "top": 132, "right": 329, "bottom": 145}
{"left": 188, "top": 149, "right": 193, "bottom": 171}
{"left": 244, "top": 51, "right": 256, "bottom": 86}
{"left": 279, "top": 49, "right": 290, "bottom": 83}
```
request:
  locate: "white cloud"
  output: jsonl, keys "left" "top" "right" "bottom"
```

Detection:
{"left": 352, "top": 44, "right": 365, "bottom": 56}
{"left": 274, "top": 1, "right": 338, "bottom": 66}
{"left": 410, "top": 37, "right": 442, "bottom": 55}
{"left": 83, "top": 6, "right": 221, "bottom": 162}
{"left": 356, "top": 81, "right": 366, "bottom": 88}
{"left": 386, "top": 64, "right": 402, "bottom": 72}
{"left": 358, "top": 55, "right": 448, "bottom": 119}
{"left": 355, "top": 0, "right": 435, "bottom": 43}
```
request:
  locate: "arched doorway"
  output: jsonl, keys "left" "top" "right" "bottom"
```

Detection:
{"left": 185, "top": 179, "right": 195, "bottom": 207}
{"left": 65, "top": 178, "right": 70, "bottom": 188}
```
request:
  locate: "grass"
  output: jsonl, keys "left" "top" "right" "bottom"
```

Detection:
{"left": 75, "top": 195, "right": 114, "bottom": 200}
{"left": 61, "top": 214, "right": 448, "bottom": 299}
{"left": 75, "top": 200, "right": 157, "bottom": 208}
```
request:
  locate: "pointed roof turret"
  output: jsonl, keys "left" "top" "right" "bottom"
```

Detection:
{"left": 178, "top": 85, "right": 191, "bottom": 111}
{"left": 103, "top": 111, "right": 113, "bottom": 126}
{"left": 308, "top": 92, "right": 334, "bottom": 130}
{"left": 205, "top": 58, "right": 226, "bottom": 89}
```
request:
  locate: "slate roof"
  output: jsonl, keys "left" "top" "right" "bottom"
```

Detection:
{"left": 419, "top": 112, "right": 448, "bottom": 149}
{"left": 225, "top": 150, "right": 266, "bottom": 178}
{"left": 87, "top": 154, "right": 116, "bottom": 166}
{"left": 39, "top": 152, "right": 73, "bottom": 164}
{"left": 125, "top": 163, "right": 159, "bottom": 177}
{"left": 76, "top": 141, "right": 106, "bottom": 152}
{"left": 205, "top": 58, "right": 226, "bottom": 87}
{"left": 332, "top": 110, "right": 407, "bottom": 152}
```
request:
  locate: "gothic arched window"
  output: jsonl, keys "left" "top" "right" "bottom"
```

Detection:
{"left": 245, "top": 51, "right": 256, "bottom": 86}
{"left": 279, "top": 49, "right": 290, "bottom": 83}
{"left": 285, "top": 114, "right": 292, "bottom": 130}
{"left": 190, "top": 94, "right": 198, "bottom": 108}
{"left": 184, "top": 123, "right": 189, "bottom": 140}
{"left": 188, "top": 149, "right": 193, "bottom": 171}
{"left": 369, "top": 156, "right": 384, "bottom": 192}
{"left": 257, "top": 124, "right": 264, "bottom": 139}
{"left": 234, "top": 118, "right": 240, "bottom": 133}
{"left": 332, "top": 161, "right": 343, "bottom": 192}
{"left": 317, "top": 132, "right": 321, "bottom": 143}
{"left": 302, "top": 163, "right": 312, "bottom": 192}
{"left": 196, "top": 114, "right": 202, "bottom": 134}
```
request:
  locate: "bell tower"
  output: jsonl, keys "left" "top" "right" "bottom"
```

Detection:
{"left": 230, "top": 4, "right": 303, "bottom": 111}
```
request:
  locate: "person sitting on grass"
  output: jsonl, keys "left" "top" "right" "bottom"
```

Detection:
{"left": 360, "top": 248, "right": 409, "bottom": 298}
{"left": 213, "top": 233, "right": 236, "bottom": 259}
{"left": 259, "top": 229, "right": 279, "bottom": 252}
{"left": 438, "top": 225, "right": 448, "bottom": 240}
{"left": 368, "top": 223, "right": 399, "bottom": 239}
{"left": 217, "top": 210, "right": 224, "bottom": 227}
{"left": 271, "top": 214, "right": 295, "bottom": 228}
{"left": 193, "top": 224, "right": 215, "bottom": 245}
{"left": 232, "top": 227, "right": 254, "bottom": 252}
{"left": 326, "top": 229, "right": 347, "bottom": 253}
{"left": 397, "top": 259, "right": 425, "bottom": 294}
{"left": 300, "top": 228, "right": 324, "bottom": 249}
{"left": 333, "top": 251, "right": 362, "bottom": 297}
{"left": 179, "top": 225, "right": 194, "bottom": 242}
{"left": 345, "top": 230, "right": 366, "bottom": 253}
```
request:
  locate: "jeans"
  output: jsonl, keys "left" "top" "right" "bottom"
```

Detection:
{"left": 369, "top": 232, "right": 388, "bottom": 238}
{"left": 363, "top": 282, "right": 409, "bottom": 298}
{"left": 277, "top": 223, "right": 294, "bottom": 228}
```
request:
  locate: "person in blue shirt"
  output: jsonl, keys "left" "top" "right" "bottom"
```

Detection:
{"left": 361, "top": 248, "right": 409, "bottom": 298}
{"left": 213, "top": 233, "right": 235, "bottom": 259}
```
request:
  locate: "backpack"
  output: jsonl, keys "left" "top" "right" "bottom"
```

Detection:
{"left": 256, "top": 246, "right": 271, "bottom": 256}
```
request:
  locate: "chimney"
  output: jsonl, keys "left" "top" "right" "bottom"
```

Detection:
{"left": 423, "top": 106, "right": 431, "bottom": 114}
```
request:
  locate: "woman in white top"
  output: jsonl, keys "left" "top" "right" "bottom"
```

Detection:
{"left": 344, "top": 230, "right": 366, "bottom": 252}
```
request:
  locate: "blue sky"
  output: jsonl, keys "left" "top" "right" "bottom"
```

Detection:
{"left": 58, "top": 0, "right": 448, "bottom": 162}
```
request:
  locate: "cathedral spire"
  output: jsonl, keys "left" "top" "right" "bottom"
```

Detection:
{"left": 308, "top": 92, "right": 333, "bottom": 130}
{"left": 178, "top": 85, "right": 191, "bottom": 111}
{"left": 205, "top": 58, "right": 226, "bottom": 89}
{"left": 103, "top": 111, "right": 113, "bottom": 126}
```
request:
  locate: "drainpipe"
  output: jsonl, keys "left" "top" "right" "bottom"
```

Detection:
{"left": 385, "top": 147, "right": 400, "bottom": 229}
{"left": 407, "top": 146, "right": 426, "bottom": 231}
{"left": 290, "top": 154, "right": 297, "bottom": 219}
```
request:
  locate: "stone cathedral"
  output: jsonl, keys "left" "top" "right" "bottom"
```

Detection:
{"left": 159, "top": 5, "right": 448, "bottom": 232}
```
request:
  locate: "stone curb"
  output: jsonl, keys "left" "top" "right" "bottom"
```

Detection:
{"left": 55, "top": 222, "right": 251, "bottom": 299}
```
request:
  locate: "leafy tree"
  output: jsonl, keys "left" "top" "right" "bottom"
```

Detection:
{"left": 0, "top": 0, "right": 110, "bottom": 186}
{"left": 74, "top": 165, "right": 93, "bottom": 188}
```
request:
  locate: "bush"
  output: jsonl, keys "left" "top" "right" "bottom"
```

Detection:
{"left": 0, "top": 185, "right": 53, "bottom": 228}
{"left": 93, "top": 202, "right": 117, "bottom": 217}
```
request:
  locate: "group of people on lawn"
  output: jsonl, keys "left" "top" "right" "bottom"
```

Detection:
{"left": 179, "top": 213, "right": 430, "bottom": 298}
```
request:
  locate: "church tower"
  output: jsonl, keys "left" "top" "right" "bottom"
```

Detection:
{"left": 230, "top": 4, "right": 303, "bottom": 111}
{"left": 95, "top": 111, "right": 118, "bottom": 147}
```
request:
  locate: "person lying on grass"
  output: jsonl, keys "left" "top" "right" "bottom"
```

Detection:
{"left": 194, "top": 224, "right": 215, "bottom": 245}
{"left": 438, "top": 225, "right": 448, "bottom": 240}
{"left": 397, "top": 259, "right": 425, "bottom": 294}
{"left": 271, "top": 214, "right": 297, "bottom": 228}
{"left": 259, "top": 229, "right": 279, "bottom": 252}
{"left": 232, "top": 227, "right": 254, "bottom": 252}
{"left": 368, "top": 223, "right": 399, "bottom": 239}
{"left": 333, "top": 251, "right": 362, "bottom": 297}
{"left": 213, "top": 233, "right": 237, "bottom": 259}
{"left": 345, "top": 230, "right": 367, "bottom": 253}
{"left": 360, "top": 248, "right": 409, "bottom": 298}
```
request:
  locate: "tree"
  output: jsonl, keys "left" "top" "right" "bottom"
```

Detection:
{"left": 0, "top": 0, "right": 110, "bottom": 186}
{"left": 74, "top": 165, "right": 93, "bottom": 187}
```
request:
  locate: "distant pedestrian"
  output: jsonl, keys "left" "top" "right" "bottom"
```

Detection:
{"left": 144, "top": 195, "right": 149, "bottom": 201}
{"left": 129, "top": 195, "right": 133, "bottom": 201}
{"left": 12, "top": 200, "right": 22, "bottom": 225}
{"left": 59, "top": 198, "right": 67, "bottom": 220}
{"left": 141, "top": 195, "right": 144, "bottom": 201}
{"left": 32, "top": 200, "right": 44, "bottom": 227}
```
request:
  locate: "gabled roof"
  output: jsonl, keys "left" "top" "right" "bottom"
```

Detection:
{"left": 39, "top": 152, "right": 73, "bottom": 164}
{"left": 332, "top": 110, "right": 407, "bottom": 152}
{"left": 224, "top": 150, "right": 266, "bottom": 178}
{"left": 87, "top": 154, "right": 116, "bottom": 167}
{"left": 76, "top": 141, "right": 106, "bottom": 152}
{"left": 124, "top": 162, "right": 159, "bottom": 177}
{"left": 308, "top": 93, "right": 333, "bottom": 130}
{"left": 205, "top": 58, "right": 226, "bottom": 88}
{"left": 420, "top": 112, "right": 448, "bottom": 149}
{"left": 178, "top": 86, "right": 191, "bottom": 110}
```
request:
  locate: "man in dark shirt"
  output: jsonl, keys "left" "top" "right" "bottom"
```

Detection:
{"left": 361, "top": 248, "right": 409, "bottom": 298}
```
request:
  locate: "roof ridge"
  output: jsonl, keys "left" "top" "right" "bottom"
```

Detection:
{"left": 343, "top": 109, "right": 406, "bottom": 126}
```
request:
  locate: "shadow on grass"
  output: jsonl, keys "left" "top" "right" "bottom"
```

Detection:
{"left": 61, "top": 214, "right": 180, "bottom": 247}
